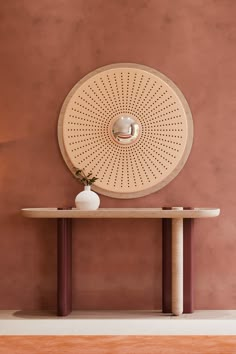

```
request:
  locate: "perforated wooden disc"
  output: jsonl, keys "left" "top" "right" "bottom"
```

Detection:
{"left": 58, "top": 63, "right": 193, "bottom": 199}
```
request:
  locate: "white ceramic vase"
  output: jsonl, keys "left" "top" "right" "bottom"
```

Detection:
{"left": 75, "top": 186, "right": 100, "bottom": 210}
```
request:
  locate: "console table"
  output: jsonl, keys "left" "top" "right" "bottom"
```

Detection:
{"left": 21, "top": 207, "right": 220, "bottom": 316}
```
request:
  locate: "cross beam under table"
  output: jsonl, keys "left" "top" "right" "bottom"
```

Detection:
{"left": 21, "top": 207, "right": 220, "bottom": 316}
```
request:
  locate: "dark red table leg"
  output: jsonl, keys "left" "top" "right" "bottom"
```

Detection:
{"left": 162, "top": 207, "right": 172, "bottom": 313}
{"left": 57, "top": 208, "right": 72, "bottom": 316}
{"left": 183, "top": 208, "right": 194, "bottom": 313}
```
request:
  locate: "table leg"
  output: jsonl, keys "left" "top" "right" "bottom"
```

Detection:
{"left": 172, "top": 217, "right": 183, "bottom": 316}
{"left": 183, "top": 217, "right": 194, "bottom": 313}
{"left": 162, "top": 215, "right": 172, "bottom": 313}
{"left": 57, "top": 217, "right": 72, "bottom": 316}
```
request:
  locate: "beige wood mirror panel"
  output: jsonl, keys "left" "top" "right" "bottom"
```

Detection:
{"left": 58, "top": 63, "right": 193, "bottom": 199}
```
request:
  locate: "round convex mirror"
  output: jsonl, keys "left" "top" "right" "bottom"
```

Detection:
{"left": 58, "top": 63, "right": 193, "bottom": 199}
{"left": 111, "top": 115, "right": 140, "bottom": 145}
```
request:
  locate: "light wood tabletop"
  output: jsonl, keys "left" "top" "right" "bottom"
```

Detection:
{"left": 21, "top": 207, "right": 220, "bottom": 219}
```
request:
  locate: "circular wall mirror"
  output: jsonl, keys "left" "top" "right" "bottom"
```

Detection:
{"left": 58, "top": 63, "right": 193, "bottom": 199}
{"left": 110, "top": 115, "right": 141, "bottom": 145}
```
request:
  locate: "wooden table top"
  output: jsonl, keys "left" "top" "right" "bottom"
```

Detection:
{"left": 21, "top": 208, "right": 220, "bottom": 219}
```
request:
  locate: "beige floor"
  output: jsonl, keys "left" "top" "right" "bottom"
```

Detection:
{"left": 0, "top": 310, "right": 236, "bottom": 335}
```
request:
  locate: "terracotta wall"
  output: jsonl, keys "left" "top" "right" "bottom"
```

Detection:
{"left": 0, "top": 0, "right": 235, "bottom": 311}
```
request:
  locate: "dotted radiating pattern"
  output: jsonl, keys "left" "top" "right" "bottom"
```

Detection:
{"left": 58, "top": 64, "right": 193, "bottom": 198}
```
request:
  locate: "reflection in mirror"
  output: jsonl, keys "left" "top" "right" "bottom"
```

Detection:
{"left": 111, "top": 115, "right": 140, "bottom": 144}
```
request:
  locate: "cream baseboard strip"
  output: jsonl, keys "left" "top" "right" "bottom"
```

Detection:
{"left": 0, "top": 311, "right": 236, "bottom": 335}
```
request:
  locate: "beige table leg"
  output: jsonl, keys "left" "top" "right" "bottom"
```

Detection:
{"left": 172, "top": 213, "right": 184, "bottom": 316}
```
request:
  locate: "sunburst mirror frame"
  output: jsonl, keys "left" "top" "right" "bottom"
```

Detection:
{"left": 58, "top": 63, "right": 193, "bottom": 199}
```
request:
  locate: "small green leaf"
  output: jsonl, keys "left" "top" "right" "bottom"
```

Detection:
{"left": 74, "top": 168, "right": 98, "bottom": 186}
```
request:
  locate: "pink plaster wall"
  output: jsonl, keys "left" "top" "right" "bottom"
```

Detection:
{"left": 0, "top": 0, "right": 235, "bottom": 310}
